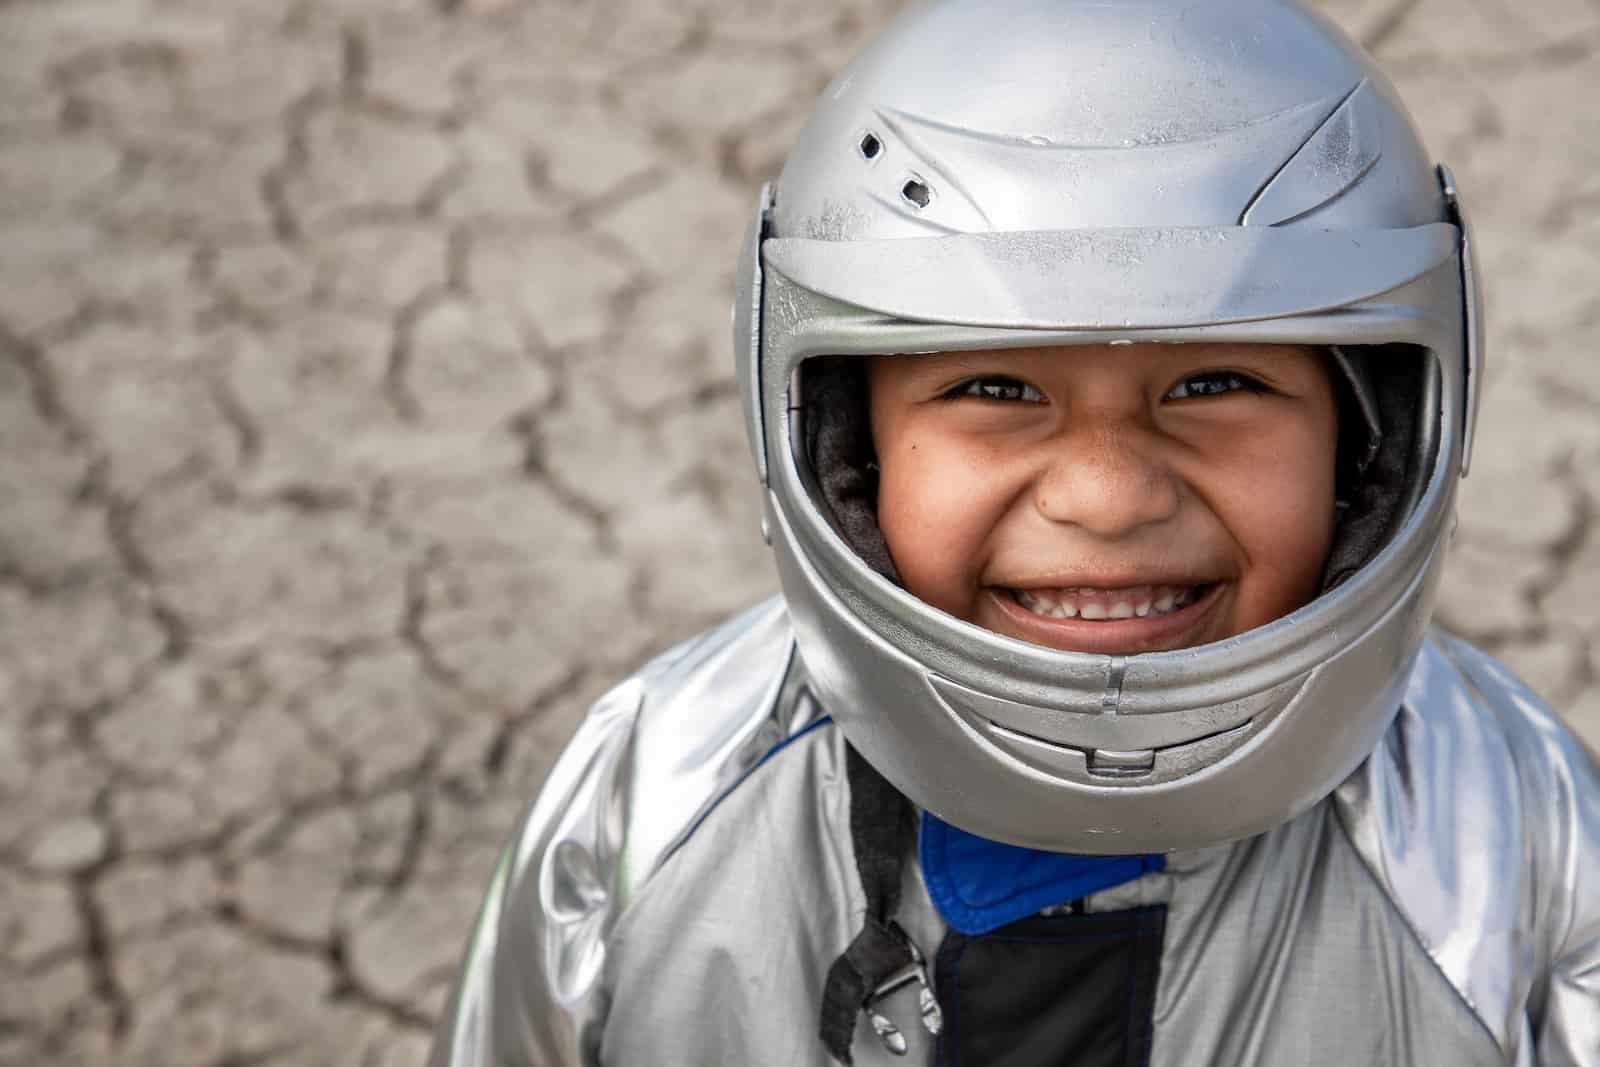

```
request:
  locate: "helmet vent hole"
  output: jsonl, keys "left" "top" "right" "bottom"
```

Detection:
{"left": 858, "top": 132, "right": 882, "bottom": 160}
{"left": 900, "top": 177, "right": 931, "bottom": 209}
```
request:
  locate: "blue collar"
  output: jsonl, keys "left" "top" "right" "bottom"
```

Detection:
{"left": 918, "top": 812, "right": 1166, "bottom": 935}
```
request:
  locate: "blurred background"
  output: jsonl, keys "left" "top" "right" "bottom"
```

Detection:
{"left": 1, "top": 0, "right": 1596, "bottom": 1063}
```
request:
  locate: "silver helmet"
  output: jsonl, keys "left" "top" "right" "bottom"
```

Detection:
{"left": 733, "top": 0, "right": 1483, "bottom": 853}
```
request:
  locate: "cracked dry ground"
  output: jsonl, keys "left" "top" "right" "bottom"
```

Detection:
{"left": 0, "top": 0, "right": 1596, "bottom": 1064}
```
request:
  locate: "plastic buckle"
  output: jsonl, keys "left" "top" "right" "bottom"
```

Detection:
{"left": 864, "top": 932, "right": 943, "bottom": 1055}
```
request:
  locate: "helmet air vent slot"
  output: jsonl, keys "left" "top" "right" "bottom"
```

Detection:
{"left": 900, "top": 176, "right": 932, "bottom": 209}
{"left": 1087, "top": 749, "right": 1156, "bottom": 778}
{"left": 925, "top": 671, "right": 1281, "bottom": 788}
{"left": 981, "top": 718, "right": 1259, "bottom": 787}
{"left": 858, "top": 132, "right": 883, "bottom": 161}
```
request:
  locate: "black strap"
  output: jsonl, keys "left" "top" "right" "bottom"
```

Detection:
{"left": 818, "top": 745, "right": 918, "bottom": 1064}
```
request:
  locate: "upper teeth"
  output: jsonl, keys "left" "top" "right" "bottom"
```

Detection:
{"left": 1014, "top": 584, "right": 1199, "bottom": 621}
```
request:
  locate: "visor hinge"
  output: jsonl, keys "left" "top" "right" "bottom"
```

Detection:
{"left": 1437, "top": 161, "right": 1481, "bottom": 478}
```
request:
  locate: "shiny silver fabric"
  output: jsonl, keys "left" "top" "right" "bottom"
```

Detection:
{"left": 426, "top": 602, "right": 810, "bottom": 1066}
{"left": 734, "top": 0, "right": 1485, "bottom": 853}
{"left": 428, "top": 600, "right": 1600, "bottom": 1066}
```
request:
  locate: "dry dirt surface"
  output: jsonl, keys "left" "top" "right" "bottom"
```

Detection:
{"left": 1, "top": 0, "right": 1597, "bottom": 1064}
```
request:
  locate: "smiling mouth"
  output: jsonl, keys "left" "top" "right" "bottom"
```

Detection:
{"left": 1008, "top": 583, "right": 1217, "bottom": 621}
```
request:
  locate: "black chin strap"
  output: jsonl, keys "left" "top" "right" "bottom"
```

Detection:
{"left": 819, "top": 745, "right": 924, "bottom": 1064}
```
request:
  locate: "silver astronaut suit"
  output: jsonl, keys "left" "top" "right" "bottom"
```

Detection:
{"left": 428, "top": 606, "right": 1600, "bottom": 1066}
{"left": 430, "top": 1, "right": 1600, "bottom": 1064}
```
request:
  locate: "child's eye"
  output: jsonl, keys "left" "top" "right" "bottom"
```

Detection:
{"left": 947, "top": 377, "right": 1046, "bottom": 403}
{"left": 1164, "top": 371, "right": 1263, "bottom": 401}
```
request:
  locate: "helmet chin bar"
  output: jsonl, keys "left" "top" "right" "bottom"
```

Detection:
{"left": 929, "top": 672, "right": 1299, "bottom": 786}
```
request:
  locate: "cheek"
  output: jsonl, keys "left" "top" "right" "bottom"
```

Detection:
{"left": 1210, "top": 419, "right": 1338, "bottom": 625}
{"left": 876, "top": 437, "right": 1008, "bottom": 619}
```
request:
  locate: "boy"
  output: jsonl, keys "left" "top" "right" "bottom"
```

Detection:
{"left": 430, "top": 1, "right": 1600, "bottom": 1064}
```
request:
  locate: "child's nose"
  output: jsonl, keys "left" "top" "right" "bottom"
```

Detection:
{"left": 1031, "top": 422, "right": 1181, "bottom": 538}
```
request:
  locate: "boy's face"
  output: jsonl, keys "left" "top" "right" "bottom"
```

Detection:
{"left": 867, "top": 343, "right": 1339, "bottom": 655}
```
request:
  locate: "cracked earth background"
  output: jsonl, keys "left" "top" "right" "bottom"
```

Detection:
{"left": 0, "top": 0, "right": 1596, "bottom": 1063}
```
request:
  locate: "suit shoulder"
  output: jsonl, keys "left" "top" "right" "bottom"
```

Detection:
{"left": 1426, "top": 631, "right": 1599, "bottom": 800}
{"left": 428, "top": 597, "right": 799, "bottom": 1067}
{"left": 1334, "top": 633, "right": 1600, "bottom": 1057}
